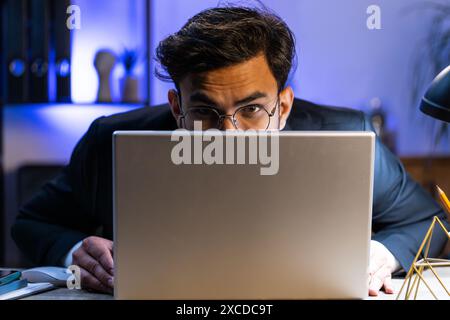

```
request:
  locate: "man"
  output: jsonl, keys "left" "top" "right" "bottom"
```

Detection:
{"left": 12, "top": 6, "right": 449, "bottom": 296}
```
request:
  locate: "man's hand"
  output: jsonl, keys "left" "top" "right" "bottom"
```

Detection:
{"left": 368, "top": 240, "right": 397, "bottom": 296}
{"left": 72, "top": 236, "right": 114, "bottom": 294}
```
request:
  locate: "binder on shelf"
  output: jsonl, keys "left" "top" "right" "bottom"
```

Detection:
{"left": 4, "top": 0, "right": 29, "bottom": 103}
{"left": 51, "top": 0, "right": 72, "bottom": 103}
{"left": 0, "top": 0, "right": 4, "bottom": 107}
{"left": 29, "top": 0, "right": 50, "bottom": 102}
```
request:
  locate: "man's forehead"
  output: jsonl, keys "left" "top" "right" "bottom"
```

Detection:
{"left": 188, "top": 90, "right": 269, "bottom": 107}
{"left": 179, "top": 54, "right": 277, "bottom": 104}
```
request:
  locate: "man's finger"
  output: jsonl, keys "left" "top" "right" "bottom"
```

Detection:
{"left": 93, "top": 249, "right": 114, "bottom": 276}
{"left": 82, "top": 238, "right": 114, "bottom": 275}
{"left": 73, "top": 248, "right": 114, "bottom": 288}
{"left": 368, "top": 266, "right": 390, "bottom": 296}
{"left": 79, "top": 267, "right": 113, "bottom": 294}
{"left": 368, "top": 257, "right": 383, "bottom": 276}
{"left": 383, "top": 274, "right": 394, "bottom": 294}
{"left": 368, "top": 275, "right": 383, "bottom": 296}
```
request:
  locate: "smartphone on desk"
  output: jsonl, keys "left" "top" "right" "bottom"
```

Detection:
{"left": 0, "top": 270, "right": 22, "bottom": 286}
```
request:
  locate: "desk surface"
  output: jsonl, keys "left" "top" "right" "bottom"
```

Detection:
{"left": 22, "top": 288, "right": 113, "bottom": 300}
{"left": 367, "top": 268, "right": 450, "bottom": 300}
{"left": 22, "top": 269, "right": 450, "bottom": 300}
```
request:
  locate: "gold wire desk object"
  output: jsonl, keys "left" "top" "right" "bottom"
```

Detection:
{"left": 396, "top": 216, "right": 450, "bottom": 300}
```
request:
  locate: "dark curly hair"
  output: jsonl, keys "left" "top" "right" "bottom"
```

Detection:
{"left": 155, "top": 5, "right": 296, "bottom": 91}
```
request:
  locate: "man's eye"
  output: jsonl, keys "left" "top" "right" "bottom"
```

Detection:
{"left": 247, "top": 106, "right": 261, "bottom": 112}
{"left": 245, "top": 105, "right": 261, "bottom": 113}
{"left": 239, "top": 105, "right": 263, "bottom": 118}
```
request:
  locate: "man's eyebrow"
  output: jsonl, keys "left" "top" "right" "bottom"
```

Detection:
{"left": 189, "top": 92, "right": 217, "bottom": 105}
{"left": 189, "top": 91, "right": 268, "bottom": 106}
{"left": 235, "top": 91, "right": 267, "bottom": 106}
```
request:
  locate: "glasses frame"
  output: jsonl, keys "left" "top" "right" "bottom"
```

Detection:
{"left": 178, "top": 95, "right": 281, "bottom": 131}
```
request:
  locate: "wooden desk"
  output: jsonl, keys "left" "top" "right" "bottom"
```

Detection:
{"left": 21, "top": 268, "right": 450, "bottom": 300}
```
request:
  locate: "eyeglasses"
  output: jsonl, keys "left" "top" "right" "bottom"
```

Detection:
{"left": 180, "top": 98, "right": 280, "bottom": 131}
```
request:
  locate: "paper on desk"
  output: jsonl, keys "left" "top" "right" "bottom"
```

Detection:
{"left": 0, "top": 283, "right": 55, "bottom": 300}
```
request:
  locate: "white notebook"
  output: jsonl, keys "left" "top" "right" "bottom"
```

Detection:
{"left": 0, "top": 282, "right": 55, "bottom": 300}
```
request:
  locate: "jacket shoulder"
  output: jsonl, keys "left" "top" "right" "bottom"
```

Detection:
{"left": 91, "top": 104, "right": 176, "bottom": 144}
{"left": 288, "top": 99, "right": 368, "bottom": 131}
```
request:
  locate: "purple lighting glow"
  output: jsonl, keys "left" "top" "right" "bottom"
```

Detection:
{"left": 70, "top": 0, "right": 146, "bottom": 103}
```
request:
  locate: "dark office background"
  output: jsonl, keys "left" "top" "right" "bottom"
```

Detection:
{"left": 1, "top": 0, "right": 449, "bottom": 267}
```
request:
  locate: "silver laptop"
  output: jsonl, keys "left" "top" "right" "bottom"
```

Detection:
{"left": 113, "top": 131, "right": 375, "bottom": 299}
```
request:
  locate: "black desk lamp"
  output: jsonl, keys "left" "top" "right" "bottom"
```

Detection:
{"left": 420, "top": 65, "right": 450, "bottom": 122}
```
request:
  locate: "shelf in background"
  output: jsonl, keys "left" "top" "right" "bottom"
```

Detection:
{"left": 3, "top": 102, "right": 147, "bottom": 108}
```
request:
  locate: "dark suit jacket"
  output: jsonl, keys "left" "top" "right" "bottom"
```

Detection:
{"left": 11, "top": 98, "right": 449, "bottom": 271}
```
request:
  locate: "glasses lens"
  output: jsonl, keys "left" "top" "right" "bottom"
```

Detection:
{"left": 234, "top": 105, "right": 270, "bottom": 130}
{"left": 185, "top": 108, "right": 220, "bottom": 130}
